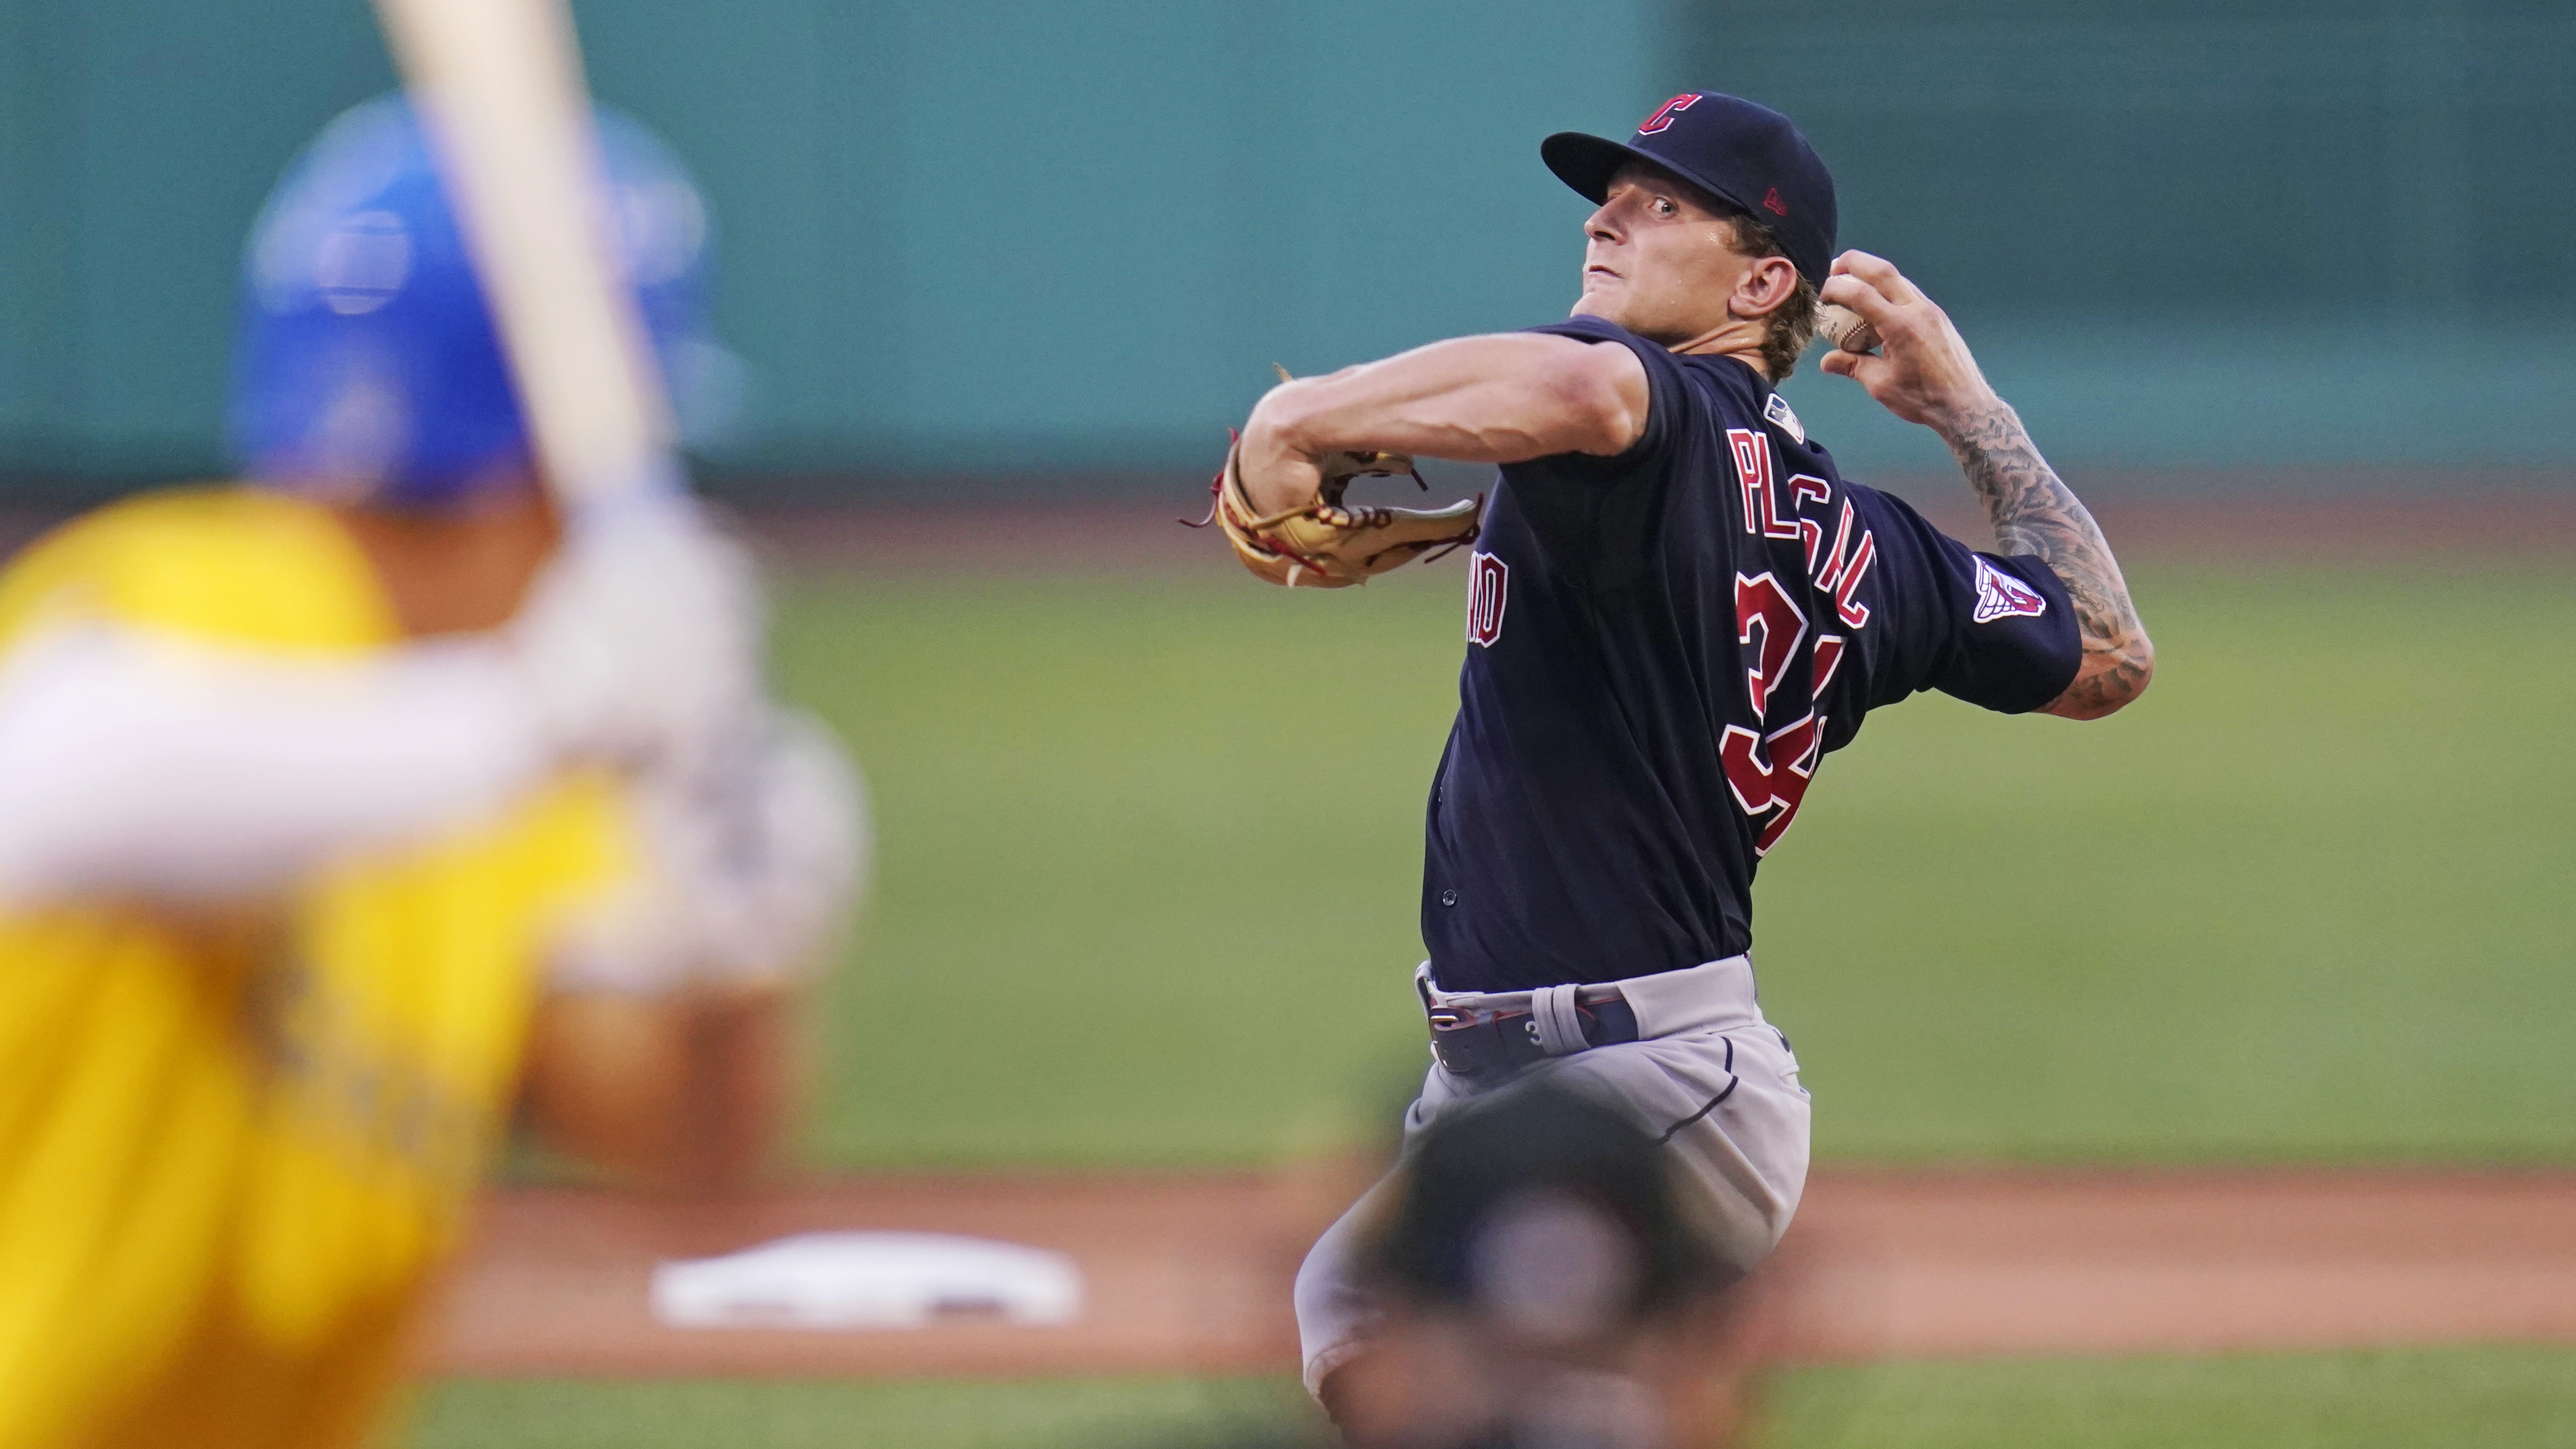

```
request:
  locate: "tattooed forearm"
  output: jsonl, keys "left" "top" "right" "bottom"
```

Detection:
{"left": 1941, "top": 399, "right": 2154, "bottom": 719}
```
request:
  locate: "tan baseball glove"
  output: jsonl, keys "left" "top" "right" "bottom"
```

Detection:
{"left": 1195, "top": 433, "right": 1484, "bottom": 588}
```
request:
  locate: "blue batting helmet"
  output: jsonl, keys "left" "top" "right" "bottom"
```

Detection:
{"left": 229, "top": 94, "right": 726, "bottom": 508}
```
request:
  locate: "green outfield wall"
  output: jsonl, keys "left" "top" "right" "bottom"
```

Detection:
{"left": 1, "top": 0, "right": 2567, "bottom": 493}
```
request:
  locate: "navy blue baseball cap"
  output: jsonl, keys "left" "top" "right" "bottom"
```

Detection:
{"left": 1542, "top": 93, "right": 1837, "bottom": 286}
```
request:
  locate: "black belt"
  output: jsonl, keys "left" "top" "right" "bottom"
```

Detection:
{"left": 1421, "top": 982, "right": 1640, "bottom": 1080}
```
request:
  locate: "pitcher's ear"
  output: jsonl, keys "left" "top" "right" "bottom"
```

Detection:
{"left": 1731, "top": 255, "right": 1801, "bottom": 320}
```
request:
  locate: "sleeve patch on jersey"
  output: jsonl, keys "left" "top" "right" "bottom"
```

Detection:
{"left": 1971, "top": 556, "right": 2050, "bottom": 623}
{"left": 1762, "top": 391, "right": 1806, "bottom": 444}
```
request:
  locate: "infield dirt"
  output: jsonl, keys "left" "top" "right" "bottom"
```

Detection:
{"left": 431, "top": 1167, "right": 2576, "bottom": 1378}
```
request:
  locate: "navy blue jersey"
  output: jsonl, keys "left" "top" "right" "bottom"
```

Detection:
{"left": 1422, "top": 315, "right": 2080, "bottom": 992}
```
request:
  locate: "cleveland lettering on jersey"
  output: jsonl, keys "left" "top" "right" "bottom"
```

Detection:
{"left": 1464, "top": 551, "right": 1509, "bottom": 646}
{"left": 1427, "top": 314, "right": 2080, "bottom": 992}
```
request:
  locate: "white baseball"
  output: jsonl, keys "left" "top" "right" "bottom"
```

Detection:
{"left": 1815, "top": 302, "right": 1880, "bottom": 355}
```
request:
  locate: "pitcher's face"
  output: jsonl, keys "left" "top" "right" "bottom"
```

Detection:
{"left": 1572, "top": 163, "right": 1784, "bottom": 349}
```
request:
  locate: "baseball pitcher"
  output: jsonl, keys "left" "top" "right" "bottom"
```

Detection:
{"left": 0, "top": 98, "right": 860, "bottom": 1449}
{"left": 1204, "top": 92, "right": 2153, "bottom": 1416}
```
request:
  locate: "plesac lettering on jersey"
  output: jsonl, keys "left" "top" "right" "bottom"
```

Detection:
{"left": 1971, "top": 555, "right": 2048, "bottom": 623}
{"left": 1830, "top": 532, "right": 1876, "bottom": 627}
{"left": 1811, "top": 497, "right": 1877, "bottom": 628}
{"left": 1465, "top": 550, "right": 1509, "bottom": 646}
{"left": 1727, "top": 427, "right": 1800, "bottom": 541}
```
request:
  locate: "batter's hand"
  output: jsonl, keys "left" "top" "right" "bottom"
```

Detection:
{"left": 1817, "top": 251, "right": 2000, "bottom": 435}
{"left": 512, "top": 497, "right": 764, "bottom": 770}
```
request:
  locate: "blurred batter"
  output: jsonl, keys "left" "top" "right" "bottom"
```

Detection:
{"left": 0, "top": 98, "right": 858, "bottom": 1449}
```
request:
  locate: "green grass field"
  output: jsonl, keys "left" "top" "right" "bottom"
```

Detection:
{"left": 415, "top": 1375, "right": 1307, "bottom": 1449}
{"left": 415, "top": 1346, "right": 2576, "bottom": 1447}
{"left": 773, "top": 557, "right": 2576, "bottom": 1169}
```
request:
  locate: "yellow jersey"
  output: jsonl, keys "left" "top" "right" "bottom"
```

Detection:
{"left": 0, "top": 488, "right": 631, "bottom": 1449}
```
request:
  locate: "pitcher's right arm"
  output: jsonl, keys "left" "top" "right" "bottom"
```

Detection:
{"left": 1818, "top": 250, "right": 2153, "bottom": 720}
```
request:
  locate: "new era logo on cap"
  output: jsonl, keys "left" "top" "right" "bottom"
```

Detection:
{"left": 1971, "top": 557, "right": 2050, "bottom": 623}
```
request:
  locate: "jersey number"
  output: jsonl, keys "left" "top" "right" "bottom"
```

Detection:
{"left": 1721, "top": 574, "right": 1823, "bottom": 855}
{"left": 1722, "top": 431, "right": 1869, "bottom": 856}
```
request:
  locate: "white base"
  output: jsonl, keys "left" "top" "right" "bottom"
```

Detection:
{"left": 650, "top": 1232, "right": 1083, "bottom": 1330}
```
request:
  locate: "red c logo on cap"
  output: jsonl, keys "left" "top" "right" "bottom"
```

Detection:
{"left": 1763, "top": 187, "right": 1789, "bottom": 216}
{"left": 1637, "top": 93, "right": 1700, "bottom": 135}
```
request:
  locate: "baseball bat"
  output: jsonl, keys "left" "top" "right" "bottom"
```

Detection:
{"left": 370, "top": 0, "right": 677, "bottom": 507}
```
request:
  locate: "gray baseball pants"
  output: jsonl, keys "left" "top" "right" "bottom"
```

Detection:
{"left": 1291, "top": 954, "right": 1811, "bottom": 1397}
